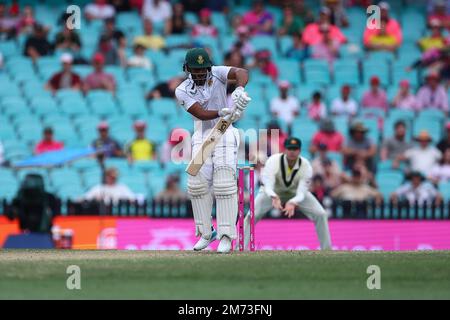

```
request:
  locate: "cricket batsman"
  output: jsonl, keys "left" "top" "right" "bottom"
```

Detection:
{"left": 243, "top": 137, "right": 332, "bottom": 250}
{"left": 175, "top": 48, "right": 251, "bottom": 253}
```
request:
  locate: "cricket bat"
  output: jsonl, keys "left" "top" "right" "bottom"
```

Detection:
{"left": 185, "top": 115, "right": 232, "bottom": 176}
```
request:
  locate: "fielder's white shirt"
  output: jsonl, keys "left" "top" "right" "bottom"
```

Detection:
{"left": 261, "top": 153, "right": 313, "bottom": 205}
{"left": 270, "top": 96, "right": 300, "bottom": 124}
{"left": 175, "top": 66, "right": 232, "bottom": 140}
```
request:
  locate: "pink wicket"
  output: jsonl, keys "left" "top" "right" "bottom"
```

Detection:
{"left": 238, "top": 166, "right": 255, "bottom": 252}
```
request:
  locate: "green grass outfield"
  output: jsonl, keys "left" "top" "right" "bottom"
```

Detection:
{"left": 0, "top": 250, "right": 449, "bottom": 299}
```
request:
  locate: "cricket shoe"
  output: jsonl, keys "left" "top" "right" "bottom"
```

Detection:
{"left": 193, "top": 229, "right": 217, "bottom": 251}
{"left": 217, "top": 236, "right": 232, "bottom": 254}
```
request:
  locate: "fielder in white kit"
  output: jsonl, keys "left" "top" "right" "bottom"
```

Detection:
{"left": 175, "top": 48, "right": 251, "bottom": 253}
{"left": 243, "top": 137, "right": 332, "bottom": 250}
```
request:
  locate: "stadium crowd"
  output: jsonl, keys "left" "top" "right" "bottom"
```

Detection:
{"left": 0, "top": 0, "right": 450, "bottom": 211}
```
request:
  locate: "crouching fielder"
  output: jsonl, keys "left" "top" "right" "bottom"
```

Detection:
{"left": 243, "top": 137, "right": 332, "bottom": 250}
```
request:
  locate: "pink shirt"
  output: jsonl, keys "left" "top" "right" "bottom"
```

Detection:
{"left": 302, "top": 23, "right": 347, "bottom": 45}
{"left": 361, "top": 89, "right": 388, "bottom": 111}
{"left": 191, "top": 24, "right": 218, "bottom": 37}
{"left": 415, "top": 85, "right": 449, "bottom": 112}
{"left": 393, "top": 93, "right": 418, "bottom": 110}
{"left": 312, "top": 131, "right": 344, "bottom": 151}
{"left": 35, "top": 140, "right": 64, "bottom": 154}
{"left": 242, "top": 10, "right": 273, "bottom": 35}
{"left": 363, "top": 19, "right": 402, "bottom": 46}
{"left": 261, "top": 61, "right": 278, "bottom": 80}
{"left": 84, "top": 71, "right": 116, "bottom": 91}
{"left": 308, "top": 102, "right": 327, "bottom": 121}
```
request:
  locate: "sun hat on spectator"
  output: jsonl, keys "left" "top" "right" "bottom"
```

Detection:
{"left": 134, "top": 120, "right": 147, "bottom": 129}
{"left": 97, "top": 121, "right": 109, "bottom": 130}
{"left": 378, "top": 1, "right": 390, "bottom": 10}
{"left": 277, "top": 80, "right": 290, "bottom": 89}
{"left": 350, "top": 121, "right": 369, "bottom": 133}
{"left": 200, "top": 8, "right": 211, "bottom": 18}
{"left": 320, "top": 118, "right": 335, "bottom": 132}
{"left": 60, "top": 53, "right": 73, "bottom": 64}
{"left": 399, "top": 80, "right": 410, "bottom": 88}
{"left": 370, "top": 76, "right": 380, "bottom": 86}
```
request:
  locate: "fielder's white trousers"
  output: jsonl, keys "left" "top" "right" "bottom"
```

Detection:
{"left": 243, "top": 188, "right": 332, "bottom": 250}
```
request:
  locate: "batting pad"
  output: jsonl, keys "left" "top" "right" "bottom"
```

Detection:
{"left": 188, "top": 174, "right": 213, "bottom": 238}
{"left": 213, "top": 166, "right": 238, "bottom": 240}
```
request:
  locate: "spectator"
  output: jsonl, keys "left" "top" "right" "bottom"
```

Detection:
{"left": 310, "top": 119, "right": 344, "bottom": 154}
{"left": 96, "top": 34, "right": 124, "bottom": 66}
{"left": 160, "top": 128, "right": 191, "bottom": 164}
{"left": 155, "top": 174, "right": 188, "bottom": 201}
{"left": 241, "top": 0, "right": 274, "bottom": 35}
{"left": 342, "top": 121, "right": 377, "bottom": 171}
{"left": 146, "top": 76, "right": 183, "bottom": 100}
{"left": 322, "top": 0, "right": 349, "bottom": 28}
{"left": 46, "top": 54, "right": 82, "bottom": 93}
{"left": 54, "top": 24, "right": 82, "bottom": 57}
{"left": 270, "top": 80, "right": 300, "bottom": 126}
{"left": 302, "top": 7, "right": 346, "bottom": 46}
{"left": 254, "top": 49, "right": 278, "bottom": 80}
{"left": 363, "top": 1, "right": 402, "bottom": 49}
{"left": 92, "top": 121, "right": 123, "bottom": 158}
{"left": 85, "top": 0, "right": 116, "bottom": 21}
{"left": 391, "top": 171, "right": 442, "bottom": 206}
{"left": 361, "top": 76, "right": 388, "bottom": 111}
{"left": 0, "top": 3, "right": 20, "bottom": 40}
{"left": 429, "top": 148, "right": 450, "bottom": 183}
{"left": 18, "top": 5, "right": 35, "bottom": 35}
{"left": 24, "top": 23, "right": 52, "bottom": 62}
{"left": 285, "top": 31, "right": 308, "bottom": 61}
{"left": 142, "top": 0, "right": 172, "bottom": 25}
{"left": 34, "top": 127, "right": 64, "bottom": 155}
{"left": 84, "top": 53, "right": 116, "bottom": 93}
{"left": 191, "top": 8, "right": 217, "bottom": 37}
{"left": 307, "top": 91, "right": 327, "bottom": 121}
{"left": 428, "top": 0, "right": 450, "bottom": 30}
{"left": 278, "top": 5, "right": 304, "bottom": 36}
{"left": 418, "top": 19, "right": 448, "bottom": 52}
{"left": 84, "top": 167, "right": 136, "bottom": 203}
{"left": 134, "top": 19, "right": 166, "bottom": 50}
{"left": 258, "top": 120, "right": 287, "bottom": 157}
{"left": 392, "top": 80, "right": 417, "bottom": 110}
{"left": 437, "top": 122, "right": 450, "bottom": 153}
{"left": 310, "top": 174, "right": 328, "bottom": 203}
{"left": 380, "top": 120, "right": 413, "bottom": 162}
{"left": 125, "top": 120, "right": 156, "bottom": 162}
{"left": 311, "top": 144, "right": 343, "bottom": 190}
{"left": 101, "top": 17, "right": 126, "bottom": 46}
{"left": 233, "top": 26, "right": 255, "bottom": 58}
{"left": 331, "top": 168, "right": 382, "bottom": 203}
{"left": 311, "top": 23, "right": 340, "bottom": 62}
{"left": 331, "top": 84, "right": 358, "bottom": 117}
{"left": 415, "top": 73, "right": 449, "bottom": 114}
{"left": 127, "top": 44, "right": 152, "bottom": 69}
{"left": 365, "top": 19, "right": 400, "bottom": 52}
{"left": 395, "top": 130, "right": 442, "bottom": 175}
{"left": 165, "top": 2, "right": 188, "bottom": 35}
{"left": 224, "top": 49, "right": 245, "bottom": 68}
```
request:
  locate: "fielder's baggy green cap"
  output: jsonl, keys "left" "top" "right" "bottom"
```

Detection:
{"left": 284, "top": 137, "right": 302, "bottom": 149}
{"left": 184, "top": 48, "right": 212, "bottom": 68}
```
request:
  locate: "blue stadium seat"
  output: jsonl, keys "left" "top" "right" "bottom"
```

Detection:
{"left": 277, "top": 59, "right": 301, "bottom": 85}
{"left": 376, "top": 171, "right": 405, "bottom": 199}
{"left": 150, "top": 98, "right": 179, "bottom": 119}
{"left": 413, "top": 118, "right": 443, "bottom": 142}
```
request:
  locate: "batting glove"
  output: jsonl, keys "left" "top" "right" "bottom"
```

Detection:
{"left": 231, "top": 86, "right": 246, "bottom": 104}
{"left": 235, "top": 93, "right": 251, "bottom": 112}
{"left": 218, "top": 107, "right": 233, "bottom": 118}
{"left": 230, "top": 110, "right": 242, "bottom": 123}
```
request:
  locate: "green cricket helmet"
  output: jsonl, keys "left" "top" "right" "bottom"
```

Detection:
{"left": 183, "top": 48, "right": 212, "bottom": 86}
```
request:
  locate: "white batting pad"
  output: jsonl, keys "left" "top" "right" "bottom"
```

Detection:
{"left": 187, "top": 174, "right": 213, "bottom": 238}
{"left": 213, "top": 166, "right": 238, "bottom": 240}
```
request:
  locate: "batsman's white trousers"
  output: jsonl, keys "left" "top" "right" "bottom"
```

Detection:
{"left": 243, "top": 188, "right": 332, "bottom": 250}
{"left": 190, "top": 126, "right": 240, "bottom": 239}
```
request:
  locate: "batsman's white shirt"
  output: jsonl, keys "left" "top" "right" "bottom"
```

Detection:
{"left": 175, "top": 66, "right": 239, "bottom": 183}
